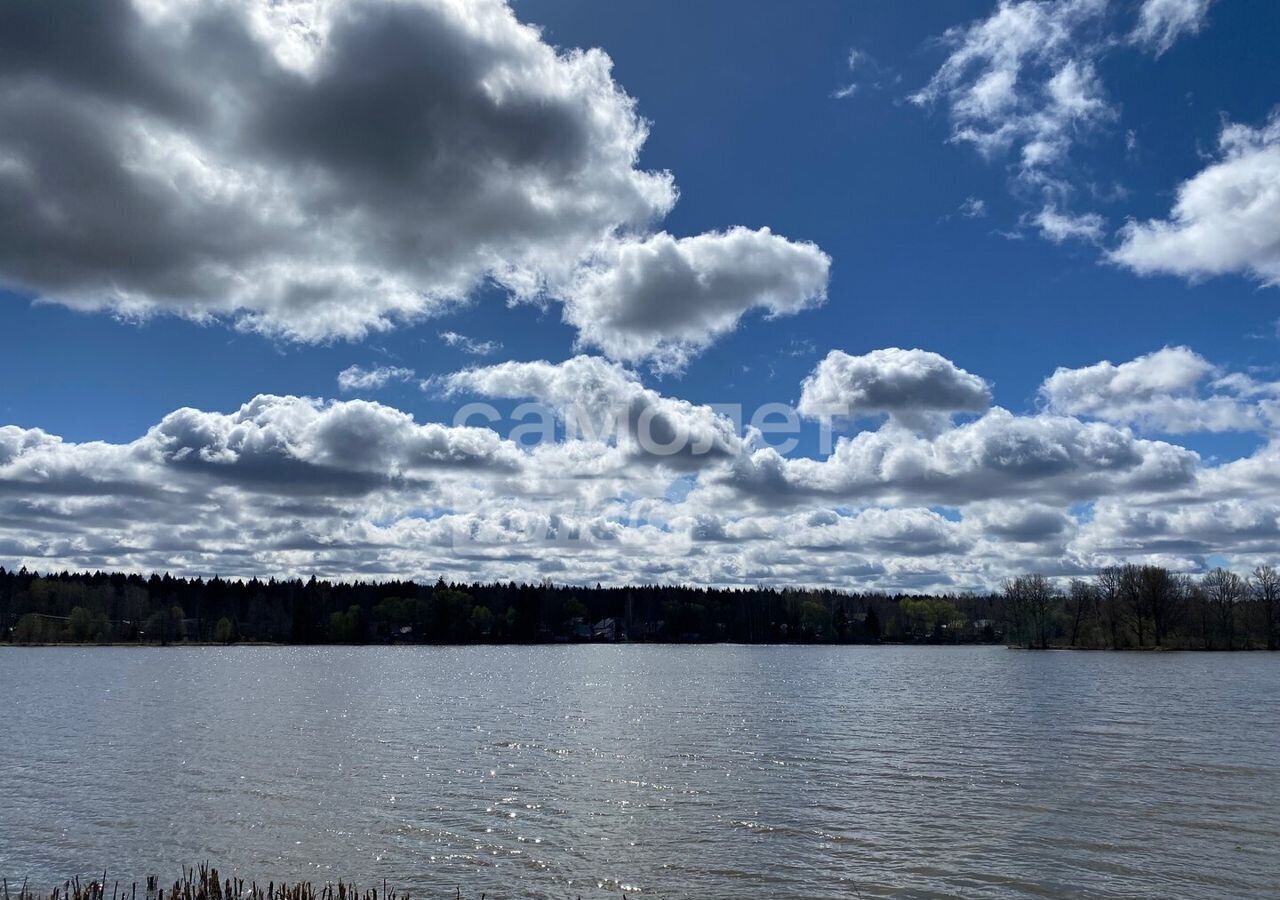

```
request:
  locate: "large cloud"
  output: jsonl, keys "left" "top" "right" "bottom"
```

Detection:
{"left": 0, "top": 0, "right": 679, "bottom": 340}
{"left": 560, "top": 229, "right": 831, "bottom": 372}
{"left": 1, "top": 394, "right": 523, "bottom": 502}
{"left": 443, "top": 355, "right": 746, "bottom": 469}
{"left": 727, "top": 408, "right": 1198, "bottom": 506}
{"left": 1040, "top": 346, "right": 1277, "bottom": 434}
{"left": 0, "top": 0, "right": 829, "bottom": 363}
{"left": 1112, "top": 112, "right": 1280, "bottom": 285}
{"left": 798, "top": 348, "right": 991, "bottom": 425}
{"left": 3, "top": 349, "right": 1277, "bottom": 590}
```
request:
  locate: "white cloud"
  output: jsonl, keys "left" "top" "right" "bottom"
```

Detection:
{"left": 910, "top": 0, "right": 1218, "bottom": 258}
{"left": 797, "top": 348, "right": 991, "bottom": 426}
{"left": 337, "top": 365, "right": 415, "bottom": 392}
{"left": 3, "top": 349, "right": 1278, "bottom": 590}
{"left": 830, "top": 47, "right": 895, "bottom": 100}
{"left": 911, "top": 0, "right": 1114, "bottom": 178}
{"left": 561, "top": 228, "right": 831, "bottom": 372}
{"left": 1040, "top": 346, "right": 1278, "bottom": 433}
{"left": 1111, "top": 112, "right": 1280, "bottom": 285}
{"left": 443, "top": 355, "right": 746, "bottom": 469}
{"left": 439, "top": 331, "right": 502, "bottom": 357}
{"left": 728, "top": 407, "right": 1198, "bottom": 507}
{"left": 1033, "top": 205, "right": 1106, "bottom": 243}
{"left": 960, "top": 196, "right": 988, "bottom": 218}
{"left": 0, "top": 0, "right": 680, "bottom": 341}
{"left": 0, "top": 0, "right": 829, "bottom": 363}
{"left": 1132, "top": 0, "right": 1214, "bottom": 55}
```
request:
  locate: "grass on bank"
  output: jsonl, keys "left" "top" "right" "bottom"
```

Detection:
{"left": 5, "top": 868, "right": 423, "bottom": 900}
{"left": 2, "top": 866, "right": 604, "bottom": 900}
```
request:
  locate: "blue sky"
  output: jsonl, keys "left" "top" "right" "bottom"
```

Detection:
{"left": 1, "top": 0, "right": 1278, "bottom": 587}
{"left": 4, "top": 0, "right": 1276, "bottom": 443}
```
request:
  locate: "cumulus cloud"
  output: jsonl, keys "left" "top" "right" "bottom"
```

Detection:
{"left": 146, "top": 394, "right": 524, "bottom": 484}
{"left": 1040, "top": 346, "right": 1278, "bottom": 433}
{"left": 0, "top": 0, "right": 829, "bottom": 363}
{"left": 337, "top": 365, "right": 416, "bottom": 392}
{"left": 560, "top": 229, "right": 831, "bottom": 372}
{"left": 444, "top": 355, "right": 745, "bottom": 469}
{"left": 806, "top": 507, "right": 972, "bottom": 557}
{"left": 797, "top": 348, "right": 991, "bottom": 427}
{"left": 4, "top": 349, "right": 1278, "bottom": 590}
{"left": 1132, "top": 0, "right": 1214, "bottom": 55}
{"left": 968, "top": 502, "right": 1075, "bottom": 543}
{"left": 0, "top": 0, "right": 683, "bottom": 341}
{"left": 729, "top": 407, "right": 1198, "bottom": 507}
{"left": 1111, "top": 112, "right": 1280, "bottom": 285}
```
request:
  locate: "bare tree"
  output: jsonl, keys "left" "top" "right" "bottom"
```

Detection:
{"left": 1004, "top": 574, "right": 1055, "bottom": 649}
{"left": 1139, "top": 565, "right": 1181, "bottom": 647}
{"left": 1203, "top": 567, "right": 1246, "bottom": 651}
{"left": 1096, "top": 566, "right": 1124, "bottom": 648}
{"left": 1119, "top": 564, "right": 1147, "bottom": 647}
{"left": 1252, "top": 564, "right": 1279, "bottom": 651}
{"left": 1186, "top": 580, "right": 1214, "bottom": 649}
{"left": 1066, "top": 578, "right": 1096, "bottom": 647}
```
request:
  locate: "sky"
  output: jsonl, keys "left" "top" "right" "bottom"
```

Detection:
{"left": 1, "top": 0, "right": 1278, "bottom": 590}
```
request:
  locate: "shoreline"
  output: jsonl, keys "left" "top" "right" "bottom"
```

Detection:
{"left": 1, "top": 641, "right": 1268, "bottom": 651}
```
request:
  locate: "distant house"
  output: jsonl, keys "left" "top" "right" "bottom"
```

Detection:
{"left": 592, "top": 617, "right": 618, "bottom": 640}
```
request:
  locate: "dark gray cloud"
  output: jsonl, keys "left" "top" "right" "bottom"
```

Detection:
{"left": 0, "top": 0, "right": 829, "bottom": 363}
{"left": 562, "top": 228, "right": 831, "bottom": 371}
{"left": 0, "top": 0, "right": 674, "bottom": 340}
{"left": 798, "top": 348, "right": 991, "bottom": 424}
{"left": 727, "top": 408, "right": 1198, "bottom": 506}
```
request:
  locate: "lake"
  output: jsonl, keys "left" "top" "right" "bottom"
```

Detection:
{"left": 1, "top": 646, "right": 1277, "bottom": 899}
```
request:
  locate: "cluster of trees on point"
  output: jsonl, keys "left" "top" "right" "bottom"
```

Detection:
{"left": 0, "top": 566, "right": 1003, "bottom": 646}
{"left": 1004, "top": 564, "right": 1279, "bottom": 650}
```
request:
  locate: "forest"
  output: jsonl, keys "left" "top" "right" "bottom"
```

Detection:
{"left": 0, "top": 563, "right": 1275, "bottom": 649}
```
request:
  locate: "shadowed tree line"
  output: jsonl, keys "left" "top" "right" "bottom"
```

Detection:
{"left": 0, "top": 567, "right": 1003, "bottom": 646}
{"left": 2, "top": 564, "right": 1274, "bottom": 649}
{"left": 1004, "top": 564, "right": 1280, "bottom": 650}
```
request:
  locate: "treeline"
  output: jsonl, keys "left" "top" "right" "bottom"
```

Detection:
{"left": 3, "top": 564, "right": 1275, "bottom": 649}
{"left": 0, "top": 566, "right": 1004, "bottom": 646}
{"left": 1004, "top": 564, "right": 1279, "bottom": 650}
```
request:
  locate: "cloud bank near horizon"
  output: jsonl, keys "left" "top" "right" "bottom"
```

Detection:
{"left": 3, "top": 347, "right": 1277, "bottom": 592}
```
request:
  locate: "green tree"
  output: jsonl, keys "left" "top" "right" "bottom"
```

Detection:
{"left": 13, "top": 612, "right": 48, "bottom": 643}
{"left": 430, "top": 589, "right": 475, "bottom": 642}
{"left": 328, "top": 605, "right": 365, "bottom": 643}
{"left": 214, "top": 616, "right": 240, "bottom": 644}
{"left": 469, "top": 605, "right": 494, "bottom": 637}
{"left": 863, "top": 605, "right": 881, "bottom": 642}
{"left": 67, "top": 606, "right": 101, "bottom": 642}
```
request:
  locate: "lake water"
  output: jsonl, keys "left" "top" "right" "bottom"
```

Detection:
{"left": 1, "top": 646, "right": 1277, "bottom": 899}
